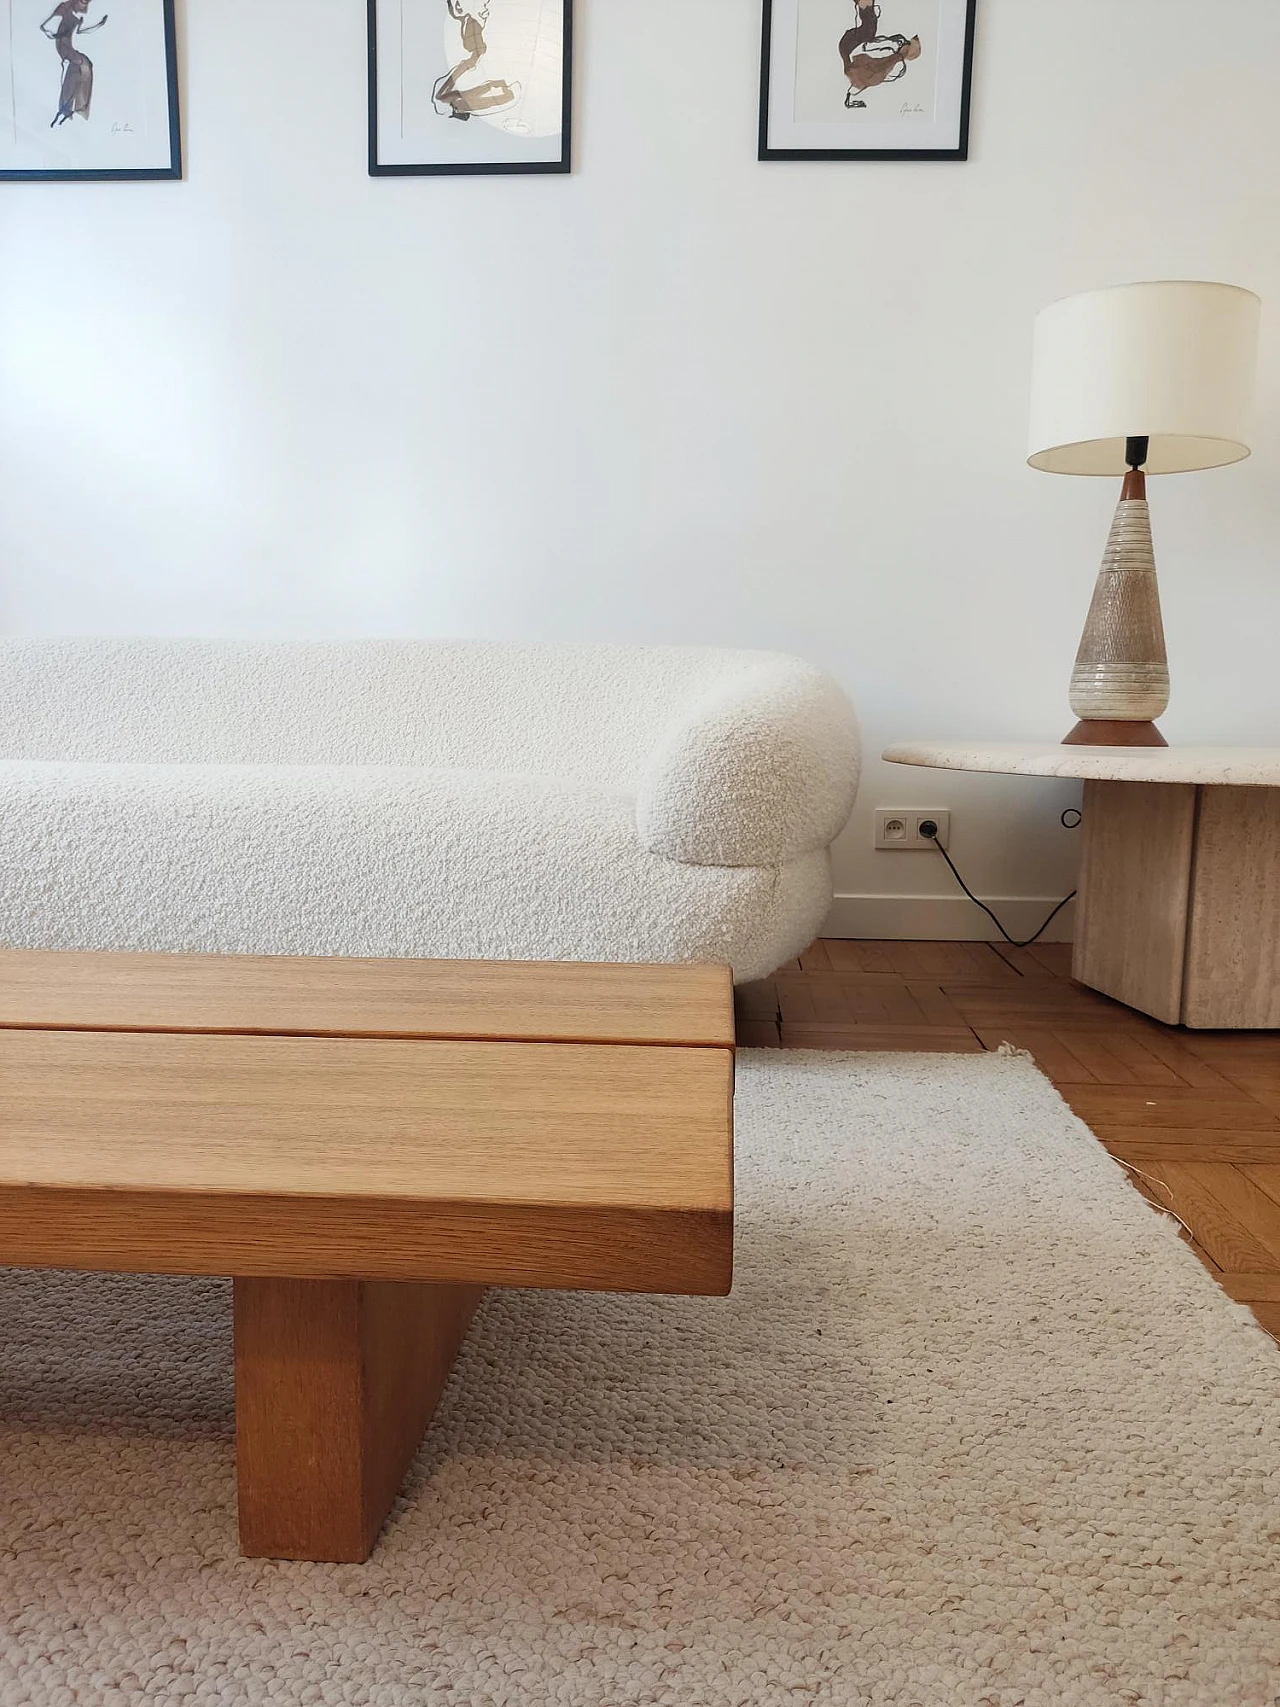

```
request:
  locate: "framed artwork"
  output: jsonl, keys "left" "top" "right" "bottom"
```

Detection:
{"left": 759, "top": 0, "right": 976, "bottom": 161}
{"left": 0, "top": 0, "right": 180, "bottom": 181}
{"left": 368, "top": 0, "right": 571, "bottom": 177}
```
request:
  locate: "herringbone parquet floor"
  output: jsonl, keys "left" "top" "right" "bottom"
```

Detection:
{"left": 735, "top": 940, "right": 1280, "bottom": 1342}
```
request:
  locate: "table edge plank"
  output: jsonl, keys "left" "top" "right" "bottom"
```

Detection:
{"left": 0, "top": 1187, "right": 734, "bottom": 1295}
{"left": 0, "top": 951, "right": 736, "bottom": 1050}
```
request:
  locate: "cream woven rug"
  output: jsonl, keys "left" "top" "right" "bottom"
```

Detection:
{"left": 3, "top": 1052, "right": 1280, "bottom": 1707}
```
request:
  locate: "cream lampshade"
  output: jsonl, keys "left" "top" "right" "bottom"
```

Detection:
{"left": 1028, "top": 280, "right": 1260, "bottom": 746}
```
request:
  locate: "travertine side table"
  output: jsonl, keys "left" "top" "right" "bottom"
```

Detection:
{"left": 883, "top": 742, "right": 1280, "bottom": 1029}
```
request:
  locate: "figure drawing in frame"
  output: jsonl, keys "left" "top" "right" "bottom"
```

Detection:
{"left": 759, "top": 0, "right": 975, "bottom": 161}
{"left": 41, "top": 0, "right": 108, "bottom": 128}
{"left": 433, "top": 1, "right": 522, "bottom": 121}
{"left": 839, "top": 2, "right": 921, "bottom": 109}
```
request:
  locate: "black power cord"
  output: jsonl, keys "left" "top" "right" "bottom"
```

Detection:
{"left": 919, "top": 812, "right": 1079, "bottom": 950}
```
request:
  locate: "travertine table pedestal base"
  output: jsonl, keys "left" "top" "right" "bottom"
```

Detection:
{"left": 883, "top": 743, "right": 1280, "bottom": 1030}
{"left": 1074, "top": 780, "right": 1280, "bottom": 1028}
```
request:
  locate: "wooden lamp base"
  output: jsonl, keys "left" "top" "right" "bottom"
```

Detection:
{"left": 1062, "top": 718, "right": 1169, "bottom": 748}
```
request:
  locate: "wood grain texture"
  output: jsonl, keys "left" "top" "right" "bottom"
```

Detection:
{"left": 1219, "top": 1272, "right": 1280, "bottom": 1303}
{"left": 1149, "top": 1163, "right": 1280, "bottom": 1272}
{"left": 0, "top": 1030, "right": 734, "bottom": 1295}
{"left": 1072, "top": 779, "right": 1196, "bottom": 1024}
{"left": 972, "top": 1026, "right": 1208, "bottom": 1087}
{"left": 1241, "top": 1165, "right": 1280, "bottom": 1217}
{"left": 775, "top": 972, "right": 981, "bottom": 1051}
{"left": 0, "top": 950, "right": 734, "bottom": 1050}
{"left": 940, "top": 981, "right": 1138, "bottom": 1031}
{"left": 734, "top": 980, "right": 781, "bottom": 1049}
{"left": 824, "top": 940, "right": 1022, "bottom": 981}
{"left": 234, "top": 1277, "right": 483, "bottom": 1562}
{"left": 1059, "top": 1085, "right": 1280, "bottom": 1133}
{"left": 1061, "top": 718, "right": 1168, "bottom": 747}
{"left": 1183, "top": 786, "right": 1280, "bottom": 1029}
{"left": 782, "top": 1027, "right": 983, "bottom": 1053}
{"left": 990, "top": 943, "right": 1075, "bottom": 980}
{"left": 1094, "top": 1136, "right": 1280, "bottom": 1165}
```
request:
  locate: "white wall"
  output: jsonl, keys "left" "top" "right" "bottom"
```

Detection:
{"left": 2, "top": 0, "right": 1278, "bottom": 939}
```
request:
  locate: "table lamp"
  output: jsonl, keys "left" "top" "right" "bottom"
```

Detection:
{"left": 1027, "top": 280, "right": 1260, "bottom": 746}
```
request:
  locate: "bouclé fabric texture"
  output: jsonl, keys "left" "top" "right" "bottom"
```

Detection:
{"left": 636, "top": 659, "right": 860, "bottom": 867}
{"left": 0, "top": 639, "right": 860, "bottom": 982}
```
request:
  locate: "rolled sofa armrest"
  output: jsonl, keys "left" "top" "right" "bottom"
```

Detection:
{"left": 635, "top": 660, "right": 861, "bottom": 868}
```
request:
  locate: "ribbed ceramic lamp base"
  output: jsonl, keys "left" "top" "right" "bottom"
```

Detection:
{"left": 1063, "top": 476, "right": 1170, "bottom": 748}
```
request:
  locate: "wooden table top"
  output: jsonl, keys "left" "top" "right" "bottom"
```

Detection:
{"left": 0, "top": 952, "right": 735, "bottom": 1296}
{"left": 0, "top": 950, "right": 734, "bottom": 1049}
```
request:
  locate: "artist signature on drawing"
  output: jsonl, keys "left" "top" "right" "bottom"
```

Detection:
{"left": 110, "top": 121, "right": 134, "bottom": 135}
{"left": 899, "top": 101, "right": 925, "bottom": 116}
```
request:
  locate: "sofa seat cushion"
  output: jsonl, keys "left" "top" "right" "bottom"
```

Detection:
{"left": 0, "top": 761, "right": 831, "bottom": 984}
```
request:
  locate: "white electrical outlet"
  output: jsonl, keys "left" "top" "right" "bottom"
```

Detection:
{"left": 873, "top": 809, "right": 950, "bottom": 851}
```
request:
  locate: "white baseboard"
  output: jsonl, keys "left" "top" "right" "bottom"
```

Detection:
{"left": 822, "top": 892, "right": 1076, "bottom": 943}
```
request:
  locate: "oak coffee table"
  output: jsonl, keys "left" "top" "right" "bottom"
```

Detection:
{"left": 0, "top": 951, "right": 734, "bottom": 1563}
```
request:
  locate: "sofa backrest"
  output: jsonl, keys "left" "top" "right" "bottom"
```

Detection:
{"left": 0, "top": 638, "right": 797, "bottom": 784}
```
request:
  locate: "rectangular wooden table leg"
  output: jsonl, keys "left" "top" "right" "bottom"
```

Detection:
{"left": 233, "top": 1275, "right": 484, "bottom": 1562}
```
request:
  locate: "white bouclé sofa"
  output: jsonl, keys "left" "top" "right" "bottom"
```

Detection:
{"left": 0, "top": 640, "right": 860, "bottom": 983}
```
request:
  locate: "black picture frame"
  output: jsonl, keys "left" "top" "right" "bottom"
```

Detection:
{"left": 759, "top": 0, "right": 976, "bottom": 162}
{"left": 368, "top": 0, "right": 572, "bottom": 177}
{"left": 0, "top": 0, "right": 181, "bottom": 182}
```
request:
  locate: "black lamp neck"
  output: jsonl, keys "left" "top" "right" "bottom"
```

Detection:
{"left": 1125, "top": 434, "right": 1150, "bottom": 471}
